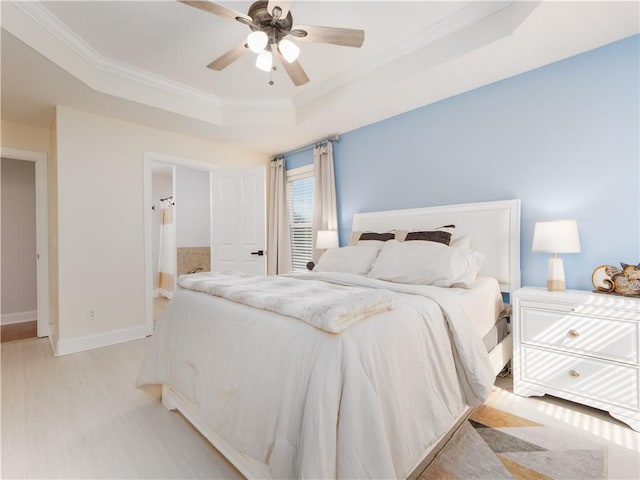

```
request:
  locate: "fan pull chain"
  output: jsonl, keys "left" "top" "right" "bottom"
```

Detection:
{"left": 269, "top": 65, "right": 276, "bottom": 86}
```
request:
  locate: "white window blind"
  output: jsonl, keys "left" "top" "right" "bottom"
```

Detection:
{"left": 287, "top": 165, "right": 314, "bottom": 272}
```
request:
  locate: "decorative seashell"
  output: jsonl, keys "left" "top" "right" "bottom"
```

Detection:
{"left": 621, "top": 263, "right": 640, "bottom": 281}
{"left": 593, "top": 262, "right": 640, "bottom": 297}
{"left": 592, "top": 265, "right": 614, "bottom": 293}
{"left": 605, "top": 265, "right": 622, "bottom": 277}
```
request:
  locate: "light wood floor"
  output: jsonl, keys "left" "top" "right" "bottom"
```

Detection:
{"left": 3, "top": 337, "right": 638, "bottom": 479}
{"left": 1, "top": 337, "right": 242, "bottom": 479}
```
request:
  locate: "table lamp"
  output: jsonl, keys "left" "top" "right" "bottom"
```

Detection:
{"left": 532, "top": 219, "right": 581, "bottom": 291}
{"left": 316, "top": 230, "right": 339, "bottom": 250}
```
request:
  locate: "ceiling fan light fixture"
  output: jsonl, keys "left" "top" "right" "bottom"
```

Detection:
{"left": 247, "top": 31, "right": 268, "bottom": 53}
{"left": 181, "top": 0, "right": 365, "bottom": 86}
{"left": 255, "top": 50, "right": 273, "bottom": 72}
{"left": 278, "top": 38, "right": 300, "bottom": 63}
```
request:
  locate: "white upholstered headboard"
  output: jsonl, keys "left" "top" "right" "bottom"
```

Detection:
{"left": 351, "top": 199, "right": 521, "bottom": 294}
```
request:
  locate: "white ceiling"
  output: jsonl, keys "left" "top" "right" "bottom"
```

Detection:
{"left": 2, "top": 1, "right": 638, "bottom": 155}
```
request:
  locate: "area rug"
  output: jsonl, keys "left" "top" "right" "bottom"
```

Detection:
{"left": 421, "top": 404, "right": 607, "bottom": 480}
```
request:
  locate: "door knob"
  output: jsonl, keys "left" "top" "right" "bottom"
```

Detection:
{"left": 251, "top": 250, "right": 264, "bottom": 256}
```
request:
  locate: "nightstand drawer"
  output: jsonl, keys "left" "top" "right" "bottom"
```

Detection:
{"left": 521, "top": 308, "right": 638, "bottom": 364}
{"left": 522, "top": 346, "right": 639, "bottom": 410}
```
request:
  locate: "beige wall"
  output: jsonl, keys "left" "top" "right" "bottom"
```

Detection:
{"left": 48, "top": 115, "right": 59, "bottom": 343}
{"left": 1, "top": 121, "right": 50, "bottom": 155}
{"left": 1, "top": 158, "right": 37, "bottom": 321}
{"left": 55, "top": 107, "right": 268, "bottom": 343}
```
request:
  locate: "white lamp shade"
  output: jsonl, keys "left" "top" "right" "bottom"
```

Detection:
{"left": 278, "top": 38, "right": 300, "bottom": 63}
{"left": 532, "top": 219, "right": 581, "bottom": 254}
{"left": 255, "top": 50, "right": 273, "bottom": 72}
{"left": 247, "top": 31, "right": 268, "bottom": 53}
{"left": 317, "top": 230, "right": 339, "bottom": 249}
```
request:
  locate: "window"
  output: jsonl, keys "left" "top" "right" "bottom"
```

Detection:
{"left": 287, "top": 165, "right": 313, "bottom": 272}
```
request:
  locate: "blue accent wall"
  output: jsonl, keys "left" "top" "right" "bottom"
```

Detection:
{"left": 284, "top": 149, "right": 311, "bottom": 171}
{"left": 285, "top": 35, "right": 639, "bottom": 291}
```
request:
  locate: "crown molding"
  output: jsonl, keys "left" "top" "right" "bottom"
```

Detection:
{"left": 291, "top": 1, "right": 514, "bottom": 107}
{"left": 294, "top": 1, "right": 539, "bottom": 130}
{"left": 7, "top": 1, "right": 518, "bottom": 120}
{"left": 11, "top": 1, "right": 224, "bottom": 107}
{"left": 3, "top": 0, "right": 539, "bottom": 132}
{"left": 4, "top": 1, "right": 294, "bottom": 125}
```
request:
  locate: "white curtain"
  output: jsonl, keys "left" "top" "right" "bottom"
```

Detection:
{"left": 267, "top": 158, "right": 292, "bottom": 275}
{"left": 157, "top": 203, "right": 176, "bottom": 298}
{"left": 312, "top": 142, "right": 338, "bottom": 262}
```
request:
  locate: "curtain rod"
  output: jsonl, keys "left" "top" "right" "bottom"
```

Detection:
{"left": 273, "top": 134, "right": 339, "bottom": 160}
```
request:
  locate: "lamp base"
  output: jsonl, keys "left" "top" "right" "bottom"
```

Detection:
{"left": 547, "top": 256, "right": 566, "bottom": 292}
{"left": 547, "top": 279, "right": 566, "bottom": 291}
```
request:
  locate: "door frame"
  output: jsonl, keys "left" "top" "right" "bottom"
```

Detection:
{"left": 1, "top": 146, "right": 50, "bottom": 337}
{"left": 143, "top": 152, "right": 219, "bottom": 336}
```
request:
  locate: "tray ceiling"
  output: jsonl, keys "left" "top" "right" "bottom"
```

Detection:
{"left": 2, "top": 1, "right": 638, "bottom": 154}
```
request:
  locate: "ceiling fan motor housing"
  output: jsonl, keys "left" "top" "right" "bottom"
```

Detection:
{"left": 246, "top": 0, "right": 294, "bottom": 45}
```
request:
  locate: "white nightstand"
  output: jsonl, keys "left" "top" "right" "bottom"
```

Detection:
{"left": 512, "top": 287, "right": 640, "bottom": 431}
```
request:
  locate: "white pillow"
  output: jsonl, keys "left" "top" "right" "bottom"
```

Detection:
{"left": 313, "top": 246, "right": 380, "bottom": 275}
{"left": 450, "top": 235, "right": 471, "bottom": 249}
{"left": 368, "top": 240, "right": 485, "bottom": 288}
{"left": 357, "top": 239, "right": 386, "bottom": 252}
{"left": 348, "top": 231, "right": 363, "bottom": 246}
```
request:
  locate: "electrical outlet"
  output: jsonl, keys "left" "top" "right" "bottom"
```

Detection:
{"left": 88, "top": 309, "right": 96, "bottom": 320}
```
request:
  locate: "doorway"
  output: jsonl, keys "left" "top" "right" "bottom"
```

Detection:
{"left": 0, "top": 147, "right": 49, "bottom": 340}
{"left": 150, "top": 160, "right": 213, "bottom": 324}
{"left": 144, "top": 153, "right": 216, "bottom": 335}
{"left": 1, "top": 157, "right": 37, "bottom": 341}
{"left": 143, "top": 152, "right": 267, "bottom": 336}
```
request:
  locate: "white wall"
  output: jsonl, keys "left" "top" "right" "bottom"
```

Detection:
{"left": 151, "top": 166, "right": 173, "bottom": 290}
{"left": 175, "top": 166, "right": 210, "bottom": 248}
{"left": 1, "top": 157, "right": 37, "bottom": 323}
{"left": 54, "top": 106, "right": 268, "bottom": 349}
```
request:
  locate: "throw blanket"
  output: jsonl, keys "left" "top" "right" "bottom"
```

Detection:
{"left": 178, "top": 271, "right": 396, "bottom": 333}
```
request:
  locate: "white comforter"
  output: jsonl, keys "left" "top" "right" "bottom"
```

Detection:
{"left": 138, "top": 272, "right": 494, "bottom": 479}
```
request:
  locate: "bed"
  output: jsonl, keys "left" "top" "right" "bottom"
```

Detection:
{"left": 138, "top": 199, "right": 521, "bottom": 479}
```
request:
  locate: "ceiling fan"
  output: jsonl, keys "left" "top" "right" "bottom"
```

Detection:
{"left": 178, "top": 0, "right": 365, "bottom": 86}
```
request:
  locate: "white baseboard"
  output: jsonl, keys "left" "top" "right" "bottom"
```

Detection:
{"left": 55, "top": 324, "right": 147, "bottom": 356}
{"left": 1, "top": 310, "right": 37, "bottom": 325}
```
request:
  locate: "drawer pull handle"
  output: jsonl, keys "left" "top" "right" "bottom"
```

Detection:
{"left": 569, "top": 370, "right": 580, "bottom": 378}
{"left": 568, "top": 329, "right": 580, "bottom": 337}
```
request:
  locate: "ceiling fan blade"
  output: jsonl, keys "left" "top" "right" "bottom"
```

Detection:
{"left": 207, "top": 43, "right": 249, "bottom": 71}
{"left": 273, "top": 49, "right": 309, "bottom": 86}
{"left": 267, "top": 0, "right": 291, "bottom": 20}
{"left": 178, "top": 1, "right": 252, "bottom": 25}
{"left": 290, "top": 25, "right": 365, "bottom": 48}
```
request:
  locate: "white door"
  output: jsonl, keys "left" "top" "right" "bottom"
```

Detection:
{"left": 211, "top": 166, "right": 266, "bottom": 274}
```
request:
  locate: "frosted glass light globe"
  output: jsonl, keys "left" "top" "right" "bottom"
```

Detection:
{"left": 255, "top": 50, "right": 273, "bottom": 72}
{"left": 247, "top": 31, "right": 268, "bottom": 53}
{"left": 278, "top": 38, "right": 300, "bottom": 63}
